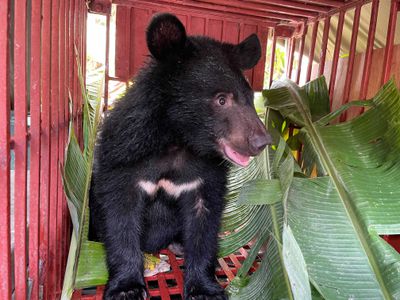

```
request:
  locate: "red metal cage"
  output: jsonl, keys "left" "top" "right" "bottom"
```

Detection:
{"left": 1, "top": 0, "right": 400, "bottom": 299}
{"left": 1, "top": 0, "right": 87, "bottom": 299}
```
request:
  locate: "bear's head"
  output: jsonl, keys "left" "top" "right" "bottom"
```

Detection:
{"left": 146, "top": 13, "right": 272, "bottom": 167}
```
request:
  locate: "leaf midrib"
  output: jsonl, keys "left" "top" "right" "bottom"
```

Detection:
{"left": 264, "top": 108, "right": 294, "bottom": 300}
{"left": 286, "top": 83, "right": 392, "bottom": 300}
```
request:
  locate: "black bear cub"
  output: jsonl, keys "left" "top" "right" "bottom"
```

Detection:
{"left": 90, "top": 13, "right": 271, "bottom": 300}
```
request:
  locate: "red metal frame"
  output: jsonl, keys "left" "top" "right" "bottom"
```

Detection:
{"left": 104, "top": 13, "right": 111, "bottom": 110}
{"left": 303, "top": 0, "right": 343, "bottom": 8}
{"left": 328, "top": 10, "right": 345, "bottom": 105}
{"left": 318, "top": 16, "right": 330, "bottom": 76}
{"left": 249, "top": 0, "right": 330, "bottom": 13}
{"left": 340, "top": 5, "right": 361, "bottom": 122}
{"left": 296, "top": 23, "right": 308, "bottom": 84}
{"left": 14, "top": 1, "right": 28, "bottom": 299}
{"left": 39, "top": 1, "right": 52, "bottom": 298}
{"left": 269, "top": 32, "right": 277, "bottom": 87}
{"left": 381, "top": 0, "right": 399, "bottom": 85}
{"left": 193, "top": 0, "right": 318, "bottom": 18}
{"left": 2, "top": 0, "right": 400, "bottom": 299}
{"left": 58, "top": 0, "right": 67, "bottom": 292}
{"left": 114, "top": 0, "right": 278, "bottom": 26}
{"left": 29, "top": 0, "right": 42, "bottom": 299}
{"left": 48, "top": 1, "right": 61, "bottom": 297}
{"left": 359, "top": 0, "right": 379, "bottom": 100}
{"left": 306, "top": 20, "right": 319, "bottom": 82}
{"left": 0, "top": 1, "right": 11, "bottom": 299}
{"left": 0, "top": 1, "right": 87, "bottom": 298}
{"left": 287, "top": 37, "right": 296, "bottom": 80}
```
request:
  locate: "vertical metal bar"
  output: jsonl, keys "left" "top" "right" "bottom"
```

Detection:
{"left": 359, "top": 0, "right": 379, "bottom": 100}
{"left": 0, "top": 1, "right": 11, "bottom": 299}
{"left": 73, "top": 0, "right": 78, "bottom": 134}
{"left": 306, "top": 21, "right": 318, "bottom": 82}
{"left": 74, "top": 0, "right": 81, "bottom": 144}
{"left": 83, "top": 2, "right": 87, "bottom": 83}
{"left": 39, "top": 0, "right": 52, "bottom": 298}
{"left": 253, "top": 25, "right": 268, "bottom": 90}
{"left": 77, "top": 0, "right": 83, "bottom": 145}
{"left": 79, "top": 0, "right": 84, "bottom": 145}
{"left": 65, "top": 0, "right": 75, "bottom": 251}
{"left": 63, "top": 0, "right": 73, "bottom": 277}
{"left": 105, "top": 13, "right": 111, "bottom": 111}
{"left": 57, "top": 0, "right": 66, "bottom": 293}
{"left": 329, "top": 11, "right": 345, "bottom": 103}
{"left": 269, "top": 31, "right": 277, "bottom": 88}
{"left": 318, "top": 16, "right": 330, "bottom": 76}
{"left": 341, "top": 5, "right": 362, "bottom": 122}
{"left": 29, "top": 0, "right": 42, "bottom": 299}
{"left": 48, "top": 0, "right": 60, "bottom": 296}
{"left": 381, "top": 0, "right": 398, "bottom": 84}
{"left": 14, "top": 0, "right": 28, "bottom": 298}
{"left": 287, "top": 37, "right": 296, "bottom": 80}
{"left": 285, "top": 38, "right": 292, "bottom": 77}
{"left": 296, "top": 23, "right": 307, "bottom": 84}
{"left": 69, "top": 0, "right": 75, "bottom": 118}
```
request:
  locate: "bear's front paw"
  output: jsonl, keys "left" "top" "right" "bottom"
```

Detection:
{"left": 103, "top": 285, "right": 147, "bottom": 300}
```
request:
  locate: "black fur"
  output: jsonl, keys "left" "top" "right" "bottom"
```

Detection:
{"left": 90, "top": 13, "right": 269, "bottom": 300}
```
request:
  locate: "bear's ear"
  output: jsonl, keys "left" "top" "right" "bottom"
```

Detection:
{"left": 146, "top": 13, "right": 187, "bottom": 61}
{"left": 230, "top": 34, "right": 261, "bottom": 70}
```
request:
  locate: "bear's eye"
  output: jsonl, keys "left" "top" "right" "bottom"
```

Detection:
{"left": 218, "top": 95, "right": 226, "bottom": 106}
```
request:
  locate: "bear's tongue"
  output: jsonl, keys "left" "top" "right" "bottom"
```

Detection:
{"left": 223, "top": 144, "right": 250, "bottom": 167}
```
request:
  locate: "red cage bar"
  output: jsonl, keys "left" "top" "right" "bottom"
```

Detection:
{"left": 340, "top": 5, "right": 361, "bottom": 122}
{"left": 269, "top": 32, "right": 277, "bottom": 87}
{"left": 359, "top": 0, "right": 379, "bottom": 101}
{"left": 318, "top": 17, "right": 330, "bottom": 76}
{"left": 29, "top": 0, "right": 42, "bottom": 298}
{"left": 13, "top": 0, "right": 28, "bottom": 299}
{"left": 0, "top": 1, "right": 87, "bottom": 299}
{"left": 0, "top": 1, "right": 11, "bottom": 299}
{"left": 48, "top": 0, "right": 60, "bottom": 297}
{"left": 329, "top": 10, "right": 345, "bottom": 104}
{"left": 39, "top": 1, "right": 52, "bottom": 298}
{"left": 1, "top": 0, "right": 400, "bottom": 299}
{"left": 296, "top": 23, "right": 308, "bottom": 84}
{"left": 306, "top": 20, "right": 318, "bottom": 82}
{"left": 287, "top": 37, "right": 296, "bottom": 80}
{"left": 57, "top": 0, "right": 67, "bottom": 291}
{"left": 381, "top": 0, "right": 399, "bottom": 85}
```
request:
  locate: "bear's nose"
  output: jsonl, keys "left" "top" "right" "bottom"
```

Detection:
{"left": 248, "top": 132, "right": 272, "bottom": 155}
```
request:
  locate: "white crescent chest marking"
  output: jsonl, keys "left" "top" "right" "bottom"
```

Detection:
{"left": 138, "top": 178, "right": 203, "bottom": 198}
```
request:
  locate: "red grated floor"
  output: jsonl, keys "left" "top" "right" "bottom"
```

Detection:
{"left": 71, "top": 236, "right": 400, "bottom": 299}
{"left": 72, "top": 247, "right": 260, "bottom": 300}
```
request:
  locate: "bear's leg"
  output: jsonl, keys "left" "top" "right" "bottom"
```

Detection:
{"left": 141, "top": 199, "right": 182, "bottom": 253}
{"left": 102, "top": 188, "right": 147, "bottom": 300}
{"left": 181, "top": 190, "right": 228, "bottom": 300}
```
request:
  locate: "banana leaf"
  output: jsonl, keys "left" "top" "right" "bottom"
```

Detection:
{"left": 263, "top": 78, "right": 400, "bottom": 299}
{"left": 220, "top": 107, "right": 299, "bottom": 300}
{"left": 221, "top": 78, "right": 333, "bottom": 300}
{"left": 61, "top": 49, "right": 103, "bottom": 299}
